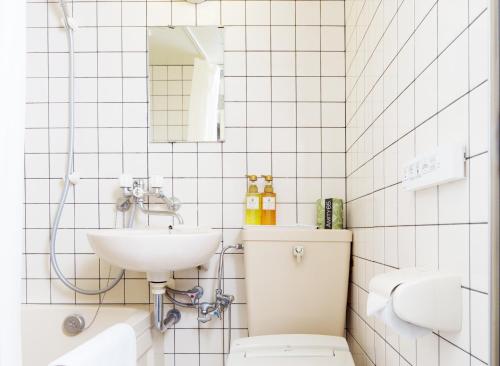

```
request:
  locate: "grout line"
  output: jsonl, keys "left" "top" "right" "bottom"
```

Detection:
{"left": 345, "top": 4, "right": 488, "bottom": 129}
{"left": 96, "top": 0, "right": 102, "bottom": 300}
{"left": 344, "top": 79, "right": 489, "bottom": 180}
{"left": 25, "top": 1, "right": 491, "bottom": 365}
{"left": 345, "top": 0, "right": 491, "bottom": 364}
{"left": 294, "top": 0, "right": 298, "bottom": 223}
{"left": 46, "top": 0, "right": 53, "bottom": 304}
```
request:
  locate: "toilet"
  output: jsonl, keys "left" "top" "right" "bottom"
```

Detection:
{"left": 227, "top": 226, "right": 355, "bottom": 366}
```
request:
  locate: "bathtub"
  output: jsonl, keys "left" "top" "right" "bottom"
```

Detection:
{"left": 21, "top": 304, "right": 162, "bottom": 366}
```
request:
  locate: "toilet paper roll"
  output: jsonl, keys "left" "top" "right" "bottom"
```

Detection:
{"left": 367, "top": 292, "right": 431, "bottom": 339}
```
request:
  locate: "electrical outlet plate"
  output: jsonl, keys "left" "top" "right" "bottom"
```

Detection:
{"left": 402, "top": 144, "right": 466, "bottom": 191}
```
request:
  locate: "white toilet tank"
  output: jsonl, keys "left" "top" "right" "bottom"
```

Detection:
{"left": 241, "top": 226, "right": 352, "bottom": 337}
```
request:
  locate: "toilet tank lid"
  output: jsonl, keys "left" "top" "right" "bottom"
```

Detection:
{"left": 242, "top": 226, "right": 352, "bottom": 242}
{"left": 230, "top": 334, "right": 350, "bottom": 354}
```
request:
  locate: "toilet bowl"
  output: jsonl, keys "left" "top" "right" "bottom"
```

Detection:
{"left": 227, "top": 227, "right": 355, "bottom": 365}
{"left": 227, "top": 334, "right": 355, "bottom": 366}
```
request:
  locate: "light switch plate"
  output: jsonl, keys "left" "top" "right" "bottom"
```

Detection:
{"left": 402, "top": 144, "right": 466, "bottom": 191}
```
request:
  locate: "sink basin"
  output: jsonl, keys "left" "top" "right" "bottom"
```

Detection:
{"left": 87, "top": 226, "right": 221, "bottom": 282}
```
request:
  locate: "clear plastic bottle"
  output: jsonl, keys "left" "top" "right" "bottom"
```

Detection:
{"left": 260, "top": 175, "right": 276, "bottom": 225}
{"left": 245, "top": 175, "right": 262, "bottom": 225}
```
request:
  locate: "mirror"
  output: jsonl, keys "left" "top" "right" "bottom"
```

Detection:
{"left": 148, "top": 26, "right": 225, "bottom": 143}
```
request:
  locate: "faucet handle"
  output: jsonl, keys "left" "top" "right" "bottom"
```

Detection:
{"left": 132, "top": 180, "right": 146, "bottom": 199}
{"left": 211, "top": 308, "right": 222, "bottom": 319}
{"left": 119, "top": 174, "right": 133, "bottom": 188}
{"left": 150, "top": 175, "right": 164, "bottom": 189}
{"left": 186, "top": 286, "right": 204, "bottom": 304}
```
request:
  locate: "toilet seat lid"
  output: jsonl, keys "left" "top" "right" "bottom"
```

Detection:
{"left": 228, "top": 334, "right": 355, "bottom": 366}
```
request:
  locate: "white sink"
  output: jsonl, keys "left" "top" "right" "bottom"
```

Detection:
{"left": 87, "top": 226, "right": 221, "bottom": 282}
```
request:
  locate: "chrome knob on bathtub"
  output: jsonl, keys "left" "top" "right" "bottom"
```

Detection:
{"left": 63, "top": 314, "right": 86, "bottom": 336}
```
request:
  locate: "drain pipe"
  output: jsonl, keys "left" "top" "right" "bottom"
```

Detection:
{"left": 151, "top": 283, "right": 181, "bottom": 332}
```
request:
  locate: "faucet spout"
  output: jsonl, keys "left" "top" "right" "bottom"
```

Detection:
{"left": 118, "top": 179, "right": 184, "bottom": 226}
{"left": 136, "top": 201, "right": 184, "bottom": 224}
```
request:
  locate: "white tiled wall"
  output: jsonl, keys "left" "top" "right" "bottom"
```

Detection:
{"left": 24, "top": 0, "right": 346, "bottom": 364}
{"left": 150, "top": 64, "right": 194, "bottom": 141}
{"left": 344, "top": 0, "right": 491, "bottom": 365}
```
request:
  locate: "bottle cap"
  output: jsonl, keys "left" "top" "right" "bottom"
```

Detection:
{"left": 246, "top": 174, "right": 258, "bottom": 182}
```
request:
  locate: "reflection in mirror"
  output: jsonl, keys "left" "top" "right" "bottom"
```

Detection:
{"left": 148, "top": 26, "right": 224, "bottom": 142}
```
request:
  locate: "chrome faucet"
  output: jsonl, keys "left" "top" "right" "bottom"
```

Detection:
{"left": 198, "top": 302, "right": 220, "bottom": 323}
{"left": 117, "top": 175, "right": 184, "bottom": 225}
{"left": 196, "top": 246, "right": 239, "bottom": 323}
{"left": 197, "top": 291, "right": 234, "bottom": 323}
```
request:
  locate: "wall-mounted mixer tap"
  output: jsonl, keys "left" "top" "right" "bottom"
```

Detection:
{"left": 197, "top": 291, "right": 235, "bottom": 323}
{"left": 118, "top": 174, "right": 184, "bottom": 225}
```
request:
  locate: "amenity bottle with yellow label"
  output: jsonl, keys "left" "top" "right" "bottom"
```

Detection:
{"left": 245, "top": 175, "right": 261, "bottom": 225}
{"left": 261, "top": 175, "right": 276, "bottom": 225}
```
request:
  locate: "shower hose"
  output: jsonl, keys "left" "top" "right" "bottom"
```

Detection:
{"left": 50, "top": 0, "right": 125, "bottom": 295}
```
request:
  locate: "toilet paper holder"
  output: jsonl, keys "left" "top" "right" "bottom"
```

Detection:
{"left": 368, "top": 268, "right": 462, "bottom": 333}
